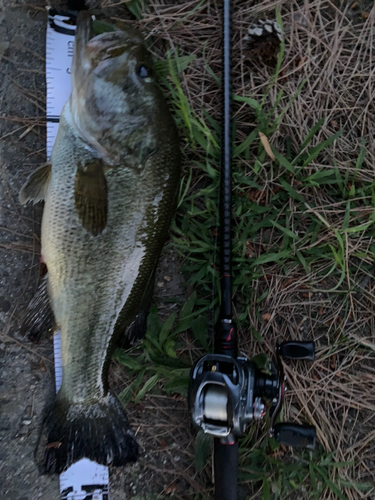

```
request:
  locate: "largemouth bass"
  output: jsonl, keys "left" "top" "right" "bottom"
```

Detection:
{"left": 20, "top": 12, "right": 180, "bottom": 473}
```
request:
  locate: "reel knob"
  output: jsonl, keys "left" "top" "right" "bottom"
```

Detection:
{"left": 273, "top": 423, "right": 316, "bottom": 449}
{"left": 270, "top": 340, "right": 316, "bottom": 446}
{"left": 278, "top": 341, "right": 315, "bottom": 361}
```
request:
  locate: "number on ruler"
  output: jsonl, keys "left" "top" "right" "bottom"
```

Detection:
{"left": 61, "top": 484, "right": 109, "bottom": 500}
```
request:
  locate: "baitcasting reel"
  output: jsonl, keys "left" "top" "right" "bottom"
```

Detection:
{"left": 189, "top": 340, "right": 316, "bottom": 449}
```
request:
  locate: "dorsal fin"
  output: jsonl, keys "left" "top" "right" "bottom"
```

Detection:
{"left": 19, "top": 162, "right": 52, "bottom": 205}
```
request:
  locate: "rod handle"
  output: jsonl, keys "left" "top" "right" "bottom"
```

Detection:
{"left": 214, "top": 438, "right": 238, "bottom": 500}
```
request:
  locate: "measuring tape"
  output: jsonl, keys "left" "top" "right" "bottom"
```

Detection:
{"left": 46, "top": 9, "right": 110, "bottom": 500}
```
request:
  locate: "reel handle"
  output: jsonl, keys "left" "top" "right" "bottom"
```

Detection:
{"left": 273, "top": 423, "right": 316, "bottom": 449}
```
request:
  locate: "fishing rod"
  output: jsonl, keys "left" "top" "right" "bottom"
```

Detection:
{"left": 189, "top": 2, "right": 316, "bottom": 499}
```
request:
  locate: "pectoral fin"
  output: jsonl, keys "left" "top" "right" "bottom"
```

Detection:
{"left": 19, "top": 162, "right": 51, "bottom": 204}
{"left": 74, "top": 160, "right": 108, "bottom": 236}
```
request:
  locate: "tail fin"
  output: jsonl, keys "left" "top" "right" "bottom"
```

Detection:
{"left": 37, "top": 392, "right": 138, "bottom": 474}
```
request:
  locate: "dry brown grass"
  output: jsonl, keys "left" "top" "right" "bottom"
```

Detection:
{"left": 105, "top": 1, "right": 375, "bottom": 498}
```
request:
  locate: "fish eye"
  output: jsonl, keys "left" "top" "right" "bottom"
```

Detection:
{"left": 136, "top": 65, "right": 151, "bottom": 79}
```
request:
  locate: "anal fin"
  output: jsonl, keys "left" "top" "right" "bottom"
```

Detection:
{"left": 19, "top": 162, "right": 52, "bottom": 204}
{"left": 74, "top": 160, "right": 108, "bottom": 236}
{"left": 21, "top": 274, "right": 55, "bottom": 342}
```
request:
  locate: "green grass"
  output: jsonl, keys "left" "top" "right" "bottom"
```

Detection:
{"left": 107, "top": 10, "right": 375, "bottom": 500}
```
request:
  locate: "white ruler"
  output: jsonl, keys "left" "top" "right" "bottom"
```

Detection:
{"left": 46, "top": 9, "right": 110, "bottom": 500}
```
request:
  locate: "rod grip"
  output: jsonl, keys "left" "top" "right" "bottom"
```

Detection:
{"left": 214, "top": 439, "right": 238, "bottom": 500}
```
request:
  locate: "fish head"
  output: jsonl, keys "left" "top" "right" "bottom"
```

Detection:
{"left": 70, "top": 13, "right": 166, "bottom": 166}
